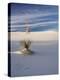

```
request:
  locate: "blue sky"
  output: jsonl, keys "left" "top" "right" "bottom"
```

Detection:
{"left": 8, "top": 3, "right": 58, "bottom": 32}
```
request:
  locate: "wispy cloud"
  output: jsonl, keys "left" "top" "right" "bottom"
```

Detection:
{"left": 8, "top": 4, "right": 58, "bottom": 32}
{"left": 10, "top": 12, "right": 57, "bottom": 24}
{"left": 11, "top": 20, "right": 58, "bottom": 27}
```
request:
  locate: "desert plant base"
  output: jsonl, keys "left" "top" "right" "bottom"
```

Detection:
{"left": 20, "top": 48, "right": 33, "bottom": 55}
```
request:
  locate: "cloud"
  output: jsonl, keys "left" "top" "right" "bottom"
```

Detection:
{"left": 8, "top": 11, "right": 58, "bottom": 32}
{"left": 11, "top": 20, "right": 58, "bottom": 28}
{"left": 10, "top": 12, "right": 57, "bottom": 24}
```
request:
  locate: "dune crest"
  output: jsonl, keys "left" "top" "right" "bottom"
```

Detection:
{"left": 9, "top": 31, "right": 58, "bottom": 41}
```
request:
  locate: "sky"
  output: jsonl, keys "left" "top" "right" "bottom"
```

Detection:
{"left": 8, "top": 3, "right": 58, "bottom": 32}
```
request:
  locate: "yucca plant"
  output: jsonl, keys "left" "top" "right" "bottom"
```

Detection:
{"left": 20, "top": 40, "right": 32, "bottom": 55}
{"left": 20, "top": 40, "right": 31, "bottom": 50}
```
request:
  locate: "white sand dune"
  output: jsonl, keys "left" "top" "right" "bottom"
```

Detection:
{"left": 9, "top": 31, "right": 58, "bottom": 76}
{"left": 9, "top": 31, "right": 58, "bottom": 41}
{"left": 11, "top": 41, "right": 58, "bottom": 76}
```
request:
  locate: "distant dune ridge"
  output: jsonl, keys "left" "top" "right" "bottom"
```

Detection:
{"left": 9, "top": 31, "right": 58, "bottom": 41}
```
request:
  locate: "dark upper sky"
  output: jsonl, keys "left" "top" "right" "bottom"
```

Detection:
{"left": 8, "top": 3, "right": 58, "bottom": 32}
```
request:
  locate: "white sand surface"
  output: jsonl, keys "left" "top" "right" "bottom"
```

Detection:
{"left": 9, "top": 31, "right": 58, "bottom": 41}
{"left": 8, "top": 31, "right": 58, "bottom": 77}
